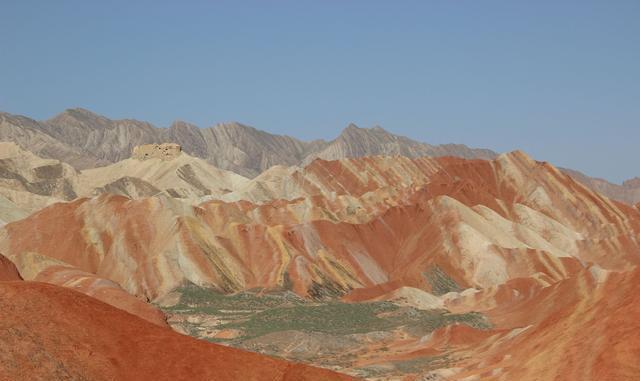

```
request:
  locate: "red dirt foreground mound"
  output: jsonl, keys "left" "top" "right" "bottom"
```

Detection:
{"left": 0, "top": 281, "right": 358, "bottom": 381}
{"left": 0, "top": 254, "right": 20, "bottom": 281}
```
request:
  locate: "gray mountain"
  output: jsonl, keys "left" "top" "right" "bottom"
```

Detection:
{"left": 43, "top": 108, "right": 159, "bottom": 164}
{"left": 560, "top": 168, "right": 640, "bottom": 205}
{"left": 167, "top": 121, "right": 327, "bottom": 178}
{"left": 304, "top": 124, "right": 497, "bottom": 164}
{"left": 0, "top": 108, "right": 497, "bottom": 177}
{"left": 0, "top": 112, "right": 107, "bottom": 169}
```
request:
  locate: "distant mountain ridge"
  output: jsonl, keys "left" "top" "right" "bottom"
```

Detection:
{"left": 560, "top": 167, "right": 640, "bottom": 205}
{"left": 2, "top": 111, "right": 640, "bottom": 379}
{"left": 1, "top": 108, "right": 639, "bottom": 204}
{"left": 0, "top": 108, "right": 497, "bottom": 177}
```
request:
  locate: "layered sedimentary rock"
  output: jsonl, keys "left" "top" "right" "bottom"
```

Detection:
{"left": 77, "top": 148, "right": 250, "bottom": 200}
{"left": 303, "top": 124, "right": 496, "bottom": 164}
{"left": 0, "top": 195, "right": 26, "bottom": 226}
{"left": 10, "top": 251, "right": 167, "bottom": 326}
{"left": 0, "top": 108, "right": 496, "bottom": 177}
{"left": 561, "top": 167, "right": 640, "bottom": 205}
{"left": 2, "top": 108, "right": 639, "bottom": 204}
{"left": 0, "top": 142, "right": 79, "bottom": 212}
{"left": 0, "top": 142, "right": 251, "bottom": 207}
{"left": 0, "top": 111, "right": 107, "bottom": 169}
{"left": 2, "top": 152, "right": 638, "bottom": 302}
{"left": 0, "top": 281, "right": 356, "bottom": 381}
{"left": 403, "top": 266, "right": 640, "bottom": 381}
{"left": 0, "top": 150, "right": 639, "bottom": 379}
{"left": 2, "top": 108, "right": 639, "bottom": 379}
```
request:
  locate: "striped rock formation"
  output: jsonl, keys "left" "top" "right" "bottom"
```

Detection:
{"left": 1, "top": 152, "right": 638, "bottom": 301}
{"left": 0, "top": 141, "right": 251, "bottom": 208}
{"left": 1, "top": 152, "right": 639, "bottom": 379}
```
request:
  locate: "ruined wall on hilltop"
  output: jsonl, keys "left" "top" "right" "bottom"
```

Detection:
{"left": 132, "top": 143, "right": 182, "bottom": 161}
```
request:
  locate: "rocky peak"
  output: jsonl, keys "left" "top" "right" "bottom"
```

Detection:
{"left": 132, "top": 143, "right": 182, "bottom": 161}
{"left": 622, "top": 177, "right": 640, "bottom": 189}
{"left": 169, "top": 120, "right": 199, "bottom": 131}
{"left": 335, "top": 124, "right": 393, "bottom": 146}
{"left": 47, "top": 108, "right": 111, "bottom": 130}
{"left": 343, "top": 122, "right": 360, "bottom": 131}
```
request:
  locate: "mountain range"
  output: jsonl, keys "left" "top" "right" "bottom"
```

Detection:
{"left": 1, "top": 107, "right": 639, "bottom": 380}
{"left": 0, "top": 108, "right": 497, "bottom": 175}
{"left": 2, "top": 108, "right": 638, "bottom": 205}
{"left": 1, "top": 144, "right": 639, "bottom": 379}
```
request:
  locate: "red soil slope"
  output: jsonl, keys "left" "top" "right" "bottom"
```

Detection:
{"left": 0, "top": 253, "right": 20, "bottom": 281}
{"left": 8, "top": 251, "right": 167, "bottom": 326}
{"left": 33, "top": 264, "right": 168, "bottom": 327}
{"left": 410, "top": 267, "right": 640, "bottom": 381}
{"left": 0, "top": 281, "right": 357, "bottom": 381}
{"left": 492, "top": 268, "right": 640, "bottom": 381}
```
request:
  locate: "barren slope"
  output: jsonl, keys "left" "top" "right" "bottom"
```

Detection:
{"left": 0, "top": 142, "right": 251, "bottom": 207}
{"left": 1, "top": 109, "right": 496, "bottom": 177}
{"left": 0, "top": 281, "right": 356, "bottom": 381}
{"left": 304, "top": 124, "right": 496, "bottom": 164}
{"left": 0, "top": 141, "right": 79, "bottom": 212}
{"left": 0, "top": 195, "right": 27, "bottom": 226}
{"left": 77, "top": 151, "right": 250, "bottom": 200}
{"left": 401, "top": 266, "right": 640, "bottom": 381}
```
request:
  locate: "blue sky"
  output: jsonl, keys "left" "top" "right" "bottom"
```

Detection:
{"left": 1, "top": 1, "right": 639, "bottom": 182}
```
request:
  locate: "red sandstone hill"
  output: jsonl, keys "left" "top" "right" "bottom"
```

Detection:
{"left": 401, "top": 266, "right": 640, "bottom": 381}
{"left": 1, "top": 152, "right": 639, "bottom": 380}
{"left": 0, "top": 280, "right": 357, "bottom": 381}
{"left": 1, "top": 152, "right": 638, "bottom": 303}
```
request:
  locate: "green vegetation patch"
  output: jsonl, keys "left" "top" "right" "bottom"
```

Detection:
{"left": 162, "top": 284, "right": 491, "bottom": 341}
{"left": 222, "top": 301, "right": 490, "bottom": 339}
{"left": 164, "top": 283, "right": 307, "bottom": 314}
{"left": 393, "top": 354, "right": 452, "bottom": 373}
{"left": 223, "top": 301, "right": 397, "bottom": 338}
{"left": 424, "top": 265, "right": 462, "bottom": 295}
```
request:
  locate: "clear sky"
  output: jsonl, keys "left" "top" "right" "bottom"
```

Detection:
{"left": 1, "top": 1, "right": 639, "bottom": 183}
